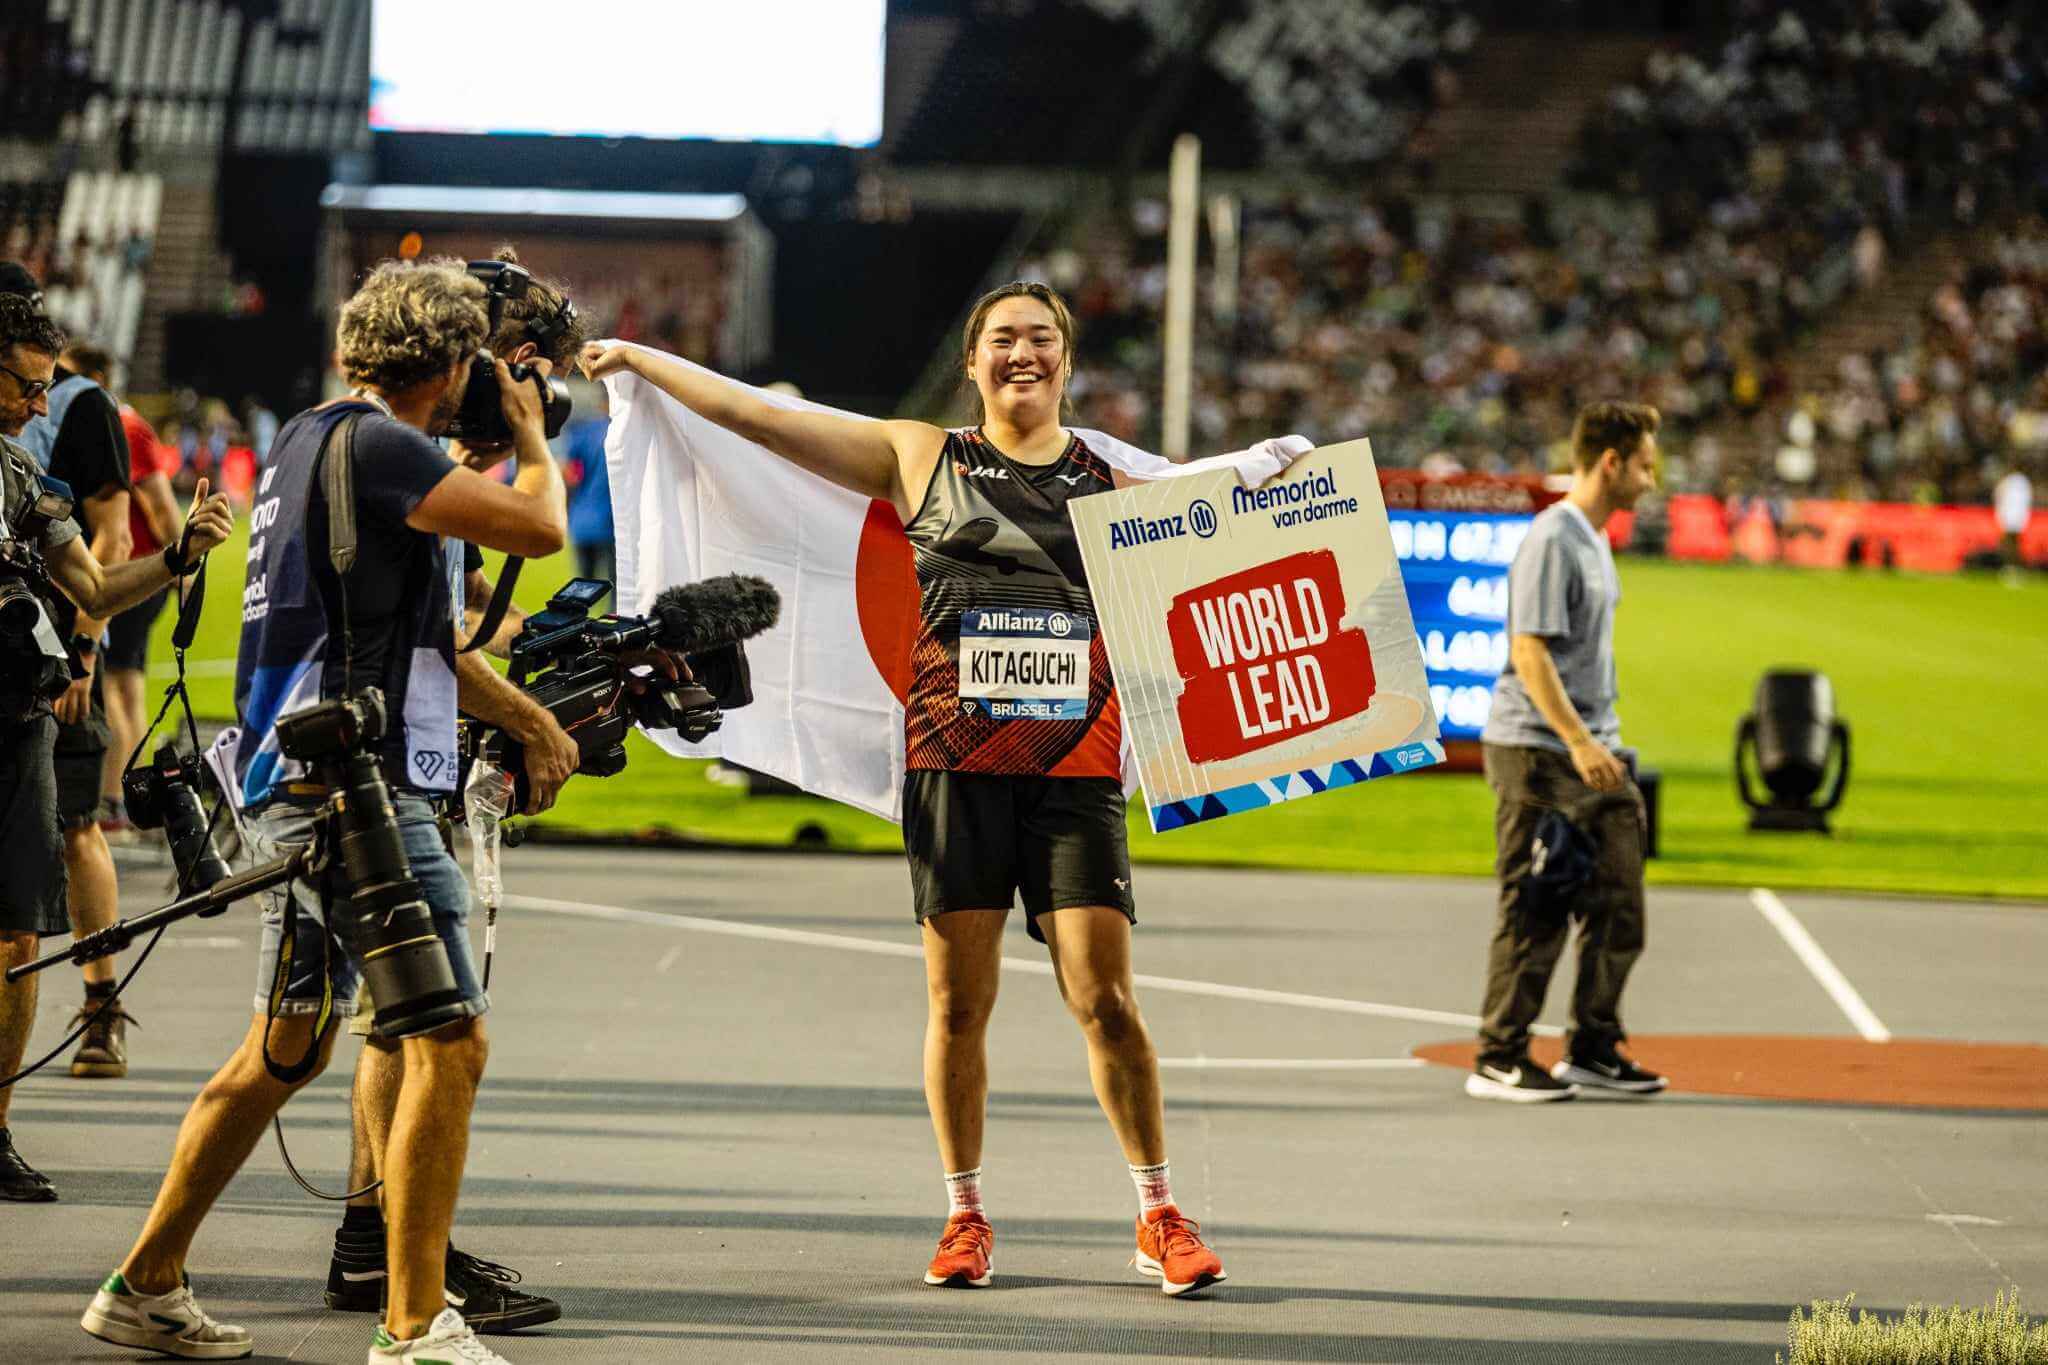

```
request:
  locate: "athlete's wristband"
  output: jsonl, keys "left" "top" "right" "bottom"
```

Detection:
{"left": 163, "top": 540, "right": 193, "bottom": 576}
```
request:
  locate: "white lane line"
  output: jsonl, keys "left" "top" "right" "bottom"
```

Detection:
{"left": 146, "top": 658, "right": 237, "bottom": 678}
{"left": 1749, "top": 887, "right": 1892, "bottom": 1043}
{"left": 1159, "top": 1056, "right": 1429, "bottom": 1071}
{"left": 504, "top": 894, "right": 1557, "bottom": 1035}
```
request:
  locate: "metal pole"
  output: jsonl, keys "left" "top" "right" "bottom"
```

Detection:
{"left": 1208, "top": 192, "right": 1240, "bottom": 325}
{"left": 1162, "top": 132, "right": 1200, "bottom": 462}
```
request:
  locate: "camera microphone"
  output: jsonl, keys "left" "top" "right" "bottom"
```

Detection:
{"left": 649, "top": 574, "right": 781, "bottom": 651}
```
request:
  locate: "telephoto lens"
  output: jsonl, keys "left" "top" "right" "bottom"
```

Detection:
{"left": 122, "top": 750, "right": 231, "bottom": 893}
{"left": 277, "top": 691, "right": 469, "bottom": 1038}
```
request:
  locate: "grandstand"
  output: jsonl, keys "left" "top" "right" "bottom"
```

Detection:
{"left": 2, "top": 0, "right": 2040, "bottom": 535}
{"left": 3, "top": 6, "right": 2046, "bottom": 1364}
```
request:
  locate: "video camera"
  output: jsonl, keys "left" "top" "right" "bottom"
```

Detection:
{"left": 0, "top": 470, "right": 79, "bottom": 718}
{"left": 10, "top": 688, "right": 469, "bottom": 1044}
{"left": 443, "top": 261, "right": 574, "bottom": 445}
{"left": 464, "top": 574, "right": 780, "bottom": 812}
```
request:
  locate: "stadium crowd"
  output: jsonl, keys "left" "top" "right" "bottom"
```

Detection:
{"left": 1575, "top": 0, "right": 2048, "bottom": 247}
{"left": 1080, "top": 0, "right": 1477, "bottom": 166}
{"left": 1736, "top": 218, "right": 2048, "bottom": 504}
{"left": 1048, "top": 195, "right": 1792, "bottom": 493}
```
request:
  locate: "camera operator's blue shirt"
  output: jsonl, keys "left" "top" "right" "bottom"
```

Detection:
{"left": 228, "top": 400, "right": 462, "bottom": 808}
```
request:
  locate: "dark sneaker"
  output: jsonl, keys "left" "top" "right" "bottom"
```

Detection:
{"left": 1553, "top": 1051, "right": 1668, "bottom": 1095}
{"left": 0, "top": 1126, "right": 58, "bottom": 1201}
{"left": 322, "top": 1229, "right": 387, "bottom": 1312}
{"left": 444, "top": 1248, "right": 562, "bottom": 1333}
{"left": 1464, "top": 1059, "right": 1579, "bottom": 1103}
{"left": 326, "top": 1242, "right": 561, "bottom": 1335}
{"left": 70, "top": 996, "right": 135, "bottom": 1078}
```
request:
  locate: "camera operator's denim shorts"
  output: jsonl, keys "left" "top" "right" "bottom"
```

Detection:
{"left": 247, "top": 793, "right": 488, "bottom": 1034}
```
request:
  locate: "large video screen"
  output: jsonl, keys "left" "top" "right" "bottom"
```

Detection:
{"left": 368, "top": 0, "right": 885, "bottom": 146}
{"left": 1382, "top": 474, "right": 1554, "bottom": 743}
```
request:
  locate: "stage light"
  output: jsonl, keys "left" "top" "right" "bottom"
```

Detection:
{"left": 1735, "top": 670, "right": 1850, "bottom": 832}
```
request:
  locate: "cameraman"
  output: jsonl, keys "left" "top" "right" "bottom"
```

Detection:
{"left": 81, "top": 259, "right": 566, "bottom": 1365}
{"left": 324, "top": 247, "right": 587, "bottom": 1337}
{"left": 0, "top": 296, "right": 234, "bottom": 1203}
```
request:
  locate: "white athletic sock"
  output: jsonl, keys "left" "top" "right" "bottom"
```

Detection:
{"left": 944, "top": 1168, "right": 983, "bottom": 1216}
{"left": 1130, "top": 1161, "right": 1173, "bottom": 1215}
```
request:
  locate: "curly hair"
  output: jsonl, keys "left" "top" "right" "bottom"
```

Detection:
{"left": 0, "top": 294, "right": 66, "bottom": 359}
{"left": 337, "top": 258, "right": 488, "bottom": 393}
{"left": 484, "top": 245, "right": 586, "bottom": 369}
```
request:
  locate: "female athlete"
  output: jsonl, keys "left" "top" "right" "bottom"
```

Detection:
{"left": 581, "top": 283, "right": 1225, "bottom": 1297}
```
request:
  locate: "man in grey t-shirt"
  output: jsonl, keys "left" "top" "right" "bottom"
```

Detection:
{"left": 1466, "top": 402, "right": 1665, "bottom": 1104}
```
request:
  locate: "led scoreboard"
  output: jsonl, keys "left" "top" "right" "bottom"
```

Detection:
{"left": 1380, "top": 472, "right": 1561, "bottom": 747}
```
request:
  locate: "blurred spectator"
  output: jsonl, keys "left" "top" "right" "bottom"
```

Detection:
{"left": 1995, "top": 465, "right": 2033, "bottom": 567}
{"left": 563, "top": 408, "right": 615, "bottom": 600}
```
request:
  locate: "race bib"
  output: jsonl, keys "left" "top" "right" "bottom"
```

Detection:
{"left": 958, "top": 607, "right": 1091, "bottom": 720}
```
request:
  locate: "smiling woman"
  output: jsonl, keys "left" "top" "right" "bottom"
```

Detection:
{"left": 578, "top": 278, "right": 1228, "bottom": 1296}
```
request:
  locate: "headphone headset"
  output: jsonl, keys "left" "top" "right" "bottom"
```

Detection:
{"left": 465, "top": 259, "right": 577, "bottom": 356}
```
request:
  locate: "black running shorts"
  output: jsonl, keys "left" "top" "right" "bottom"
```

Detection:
{"left": 104, "top": 586, "right": 170, "bottom": 673}
{"left": 902, "top": 770, "right": 1134, "bottom": 943}
{"left": 53, "top": 672, "right": 110, "bottom": 831}
{"left": 0, "top": 714, "right": 68, "bottom": 936}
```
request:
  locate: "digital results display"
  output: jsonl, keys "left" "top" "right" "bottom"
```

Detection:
{"left": 368, "top": 1, "right": 886, "bottom": 147}
{"left": 1390, "top": 510, "right": 1532, "bottom": 742}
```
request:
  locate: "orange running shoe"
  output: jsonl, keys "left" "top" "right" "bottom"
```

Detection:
{"left": 1133, "top": 1204, "right": 1226, "bottom": 1296}
{"left": 923, "top": 1211, "right": 994, "bottom": 1288}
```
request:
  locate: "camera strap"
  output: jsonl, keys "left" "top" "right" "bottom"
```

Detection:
{"left": 459, "top": 554, "right": 522, "bottom": 654}
{"left": 319, "top": 412, "right": 364, "bottom": 695}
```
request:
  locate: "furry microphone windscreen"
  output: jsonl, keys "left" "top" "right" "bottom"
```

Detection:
{"left": 649, "top": 574, "right": 781, "bottom": 651}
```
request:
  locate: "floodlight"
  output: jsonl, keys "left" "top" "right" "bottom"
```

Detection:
{"left": 1735, "top": 670, "right": 1850, "bottom": 833}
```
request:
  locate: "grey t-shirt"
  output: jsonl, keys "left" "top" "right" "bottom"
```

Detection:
{"left": 1482, "top": 501, "right": 1620, "bottom": 753}
{"left": 1, "top": 435, "right": 81, "bottom": 556}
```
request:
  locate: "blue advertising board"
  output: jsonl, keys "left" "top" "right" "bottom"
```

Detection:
{"left": 1388, "top": 507, "right": 1536, "bottom": 742}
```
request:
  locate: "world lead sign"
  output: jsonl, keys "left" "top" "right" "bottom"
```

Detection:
{"left": 1070, "top": 439, "right": 1444, "bottom": 831}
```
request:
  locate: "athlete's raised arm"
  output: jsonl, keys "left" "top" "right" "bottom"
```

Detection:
{"left": 581, "top": 341, "right": 944, "bottom": 520}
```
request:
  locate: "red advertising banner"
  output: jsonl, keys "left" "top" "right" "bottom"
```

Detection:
{"left": 1612, "top": 497, "right": 2048, "bottom": 571}
{"left": 1166, "top": 550, "right": 1377, "bottom": 763}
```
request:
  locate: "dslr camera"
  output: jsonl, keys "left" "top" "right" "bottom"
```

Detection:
{"left": 0, "top": 470, "right": 80, "bottom": 719}
{"left": 443, "top": 261, "right": 574, "bottom": 445}
{"left": 123, "top": 745, "right": 232, "bottom": 894}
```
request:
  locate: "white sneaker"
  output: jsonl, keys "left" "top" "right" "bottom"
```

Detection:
{"left": 80, "top": 1270, "right": 253, "bottom": 1359}
{"left": 369, "top": 1307, "right": 512, "bottom": 1363}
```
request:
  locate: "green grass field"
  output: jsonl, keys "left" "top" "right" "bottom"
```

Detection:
{"left": 152, "top": 524, "right": 2048, "bottom": 899}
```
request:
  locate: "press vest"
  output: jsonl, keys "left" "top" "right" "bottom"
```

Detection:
{"left": 13, "top": 370, "right": 104, "bottom": 471}
{"left": 900, "top": 428, "right": 1121, "bottom": 777}
{"left": 225, "top": 402, "right": 460, "bottom": 808}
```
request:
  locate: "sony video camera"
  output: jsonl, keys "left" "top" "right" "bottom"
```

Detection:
{"left": 0, "top": 470, "right": 80, "bottom": 719}
{"left": 465, "top": 575, "right": 780, "bottom": 812}
{"left": 443, "top": 261, "right": 574, "bottom": 445}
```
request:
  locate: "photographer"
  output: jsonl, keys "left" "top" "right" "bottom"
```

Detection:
{"left": 324, "top": 247, "right": 589, "bottom": 1338}
{"left": 80, "top": 259, "right": 565, "bottom": 1365}
{"left": 1, "top": 265, "right": 139, "bottom": 1085}
{"left": 0, "top": 296, "right": 234, "bottom": 1203}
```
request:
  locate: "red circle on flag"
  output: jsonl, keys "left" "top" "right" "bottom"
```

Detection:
{"left": 854, "top": 500, "right": 918, "bottom": 705}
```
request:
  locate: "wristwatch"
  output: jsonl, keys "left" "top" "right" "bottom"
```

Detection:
{"left": 70, "top": 633, "right": 98, "bottom": 659}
